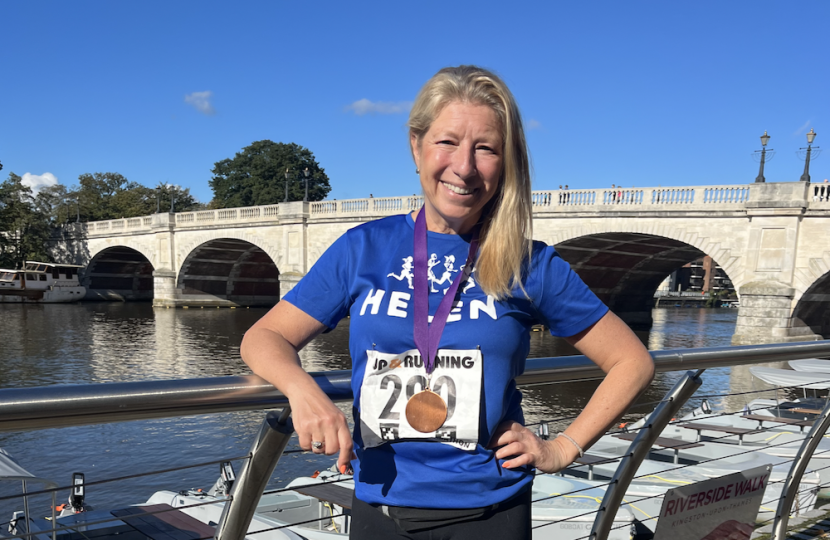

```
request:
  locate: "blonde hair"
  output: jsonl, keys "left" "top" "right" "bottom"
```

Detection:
{"left": 408, "top": 65, "right": 532, "bottom": 299}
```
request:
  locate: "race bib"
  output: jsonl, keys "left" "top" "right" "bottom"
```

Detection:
{"left": 359, "top": 349, "right": 482, "bottom": 451}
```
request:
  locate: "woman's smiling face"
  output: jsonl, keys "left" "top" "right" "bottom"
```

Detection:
{"left": 411, "top": 101, "right": 504, "bottom": 235}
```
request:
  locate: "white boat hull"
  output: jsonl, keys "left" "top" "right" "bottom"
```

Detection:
{"left": 0, "top": 286, "right": 86, "bottom": 303}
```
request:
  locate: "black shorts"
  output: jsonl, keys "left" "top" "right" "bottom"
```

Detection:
{"left": 349, "top": 488, "right": 532, "bottom": 539}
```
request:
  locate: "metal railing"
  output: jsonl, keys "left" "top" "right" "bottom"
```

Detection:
{"left": 4, "top": 342, "right": 829, "bottom": 432}
{"left": 590, "top": 370, "right": 703, "bottom": 540}
{"left": 4, "top": 340, "right": 830, "bottom": 540}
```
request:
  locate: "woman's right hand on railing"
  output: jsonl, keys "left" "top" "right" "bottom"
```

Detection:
{"left": 241, "top": 301, "right": 356, "bottom": 475}
{"left": 286, "top": 378, "right": 355, "bottom": 474}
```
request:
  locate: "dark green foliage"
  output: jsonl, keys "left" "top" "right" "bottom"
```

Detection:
{"left": 705, "top": 289, "right": 730, "bottom": 308}
{"left": 209, "top": 140, "right": 331, "bottom": 208}
{"left": 0, "top": 170, "right": 204, "bottom": 267}
{"left": 0, "top": 173, "right": 52, "bottom": 268}
{"left": 66, "top": 173, "right": 202, "bottom": 222}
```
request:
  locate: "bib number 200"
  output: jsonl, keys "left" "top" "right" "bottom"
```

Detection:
{"left": 378, "top": 374, "right": 456, "bottom": 422}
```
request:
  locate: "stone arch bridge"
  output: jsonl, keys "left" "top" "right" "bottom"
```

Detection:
{"left": 50, "top": 182, "right": 830, "bottom": 345}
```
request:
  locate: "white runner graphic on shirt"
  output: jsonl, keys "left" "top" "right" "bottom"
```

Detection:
{"left": 360, "top": 349, "right": 482, "bottom": 451}
{"left": 388, "top": 251, "right": 476, "bottom": 295}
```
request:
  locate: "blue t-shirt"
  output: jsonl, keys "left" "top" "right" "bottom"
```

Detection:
{"left": 284, "top": 214, "right": 608, "bottom": 508}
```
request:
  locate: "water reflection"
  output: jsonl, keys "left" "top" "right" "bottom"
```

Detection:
{"left": 0, "top": 304, "right": 750, "bottom": 514}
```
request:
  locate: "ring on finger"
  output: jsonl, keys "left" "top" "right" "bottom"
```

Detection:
{"left": 311, "top": 441, "right": 324, "bottom": 451}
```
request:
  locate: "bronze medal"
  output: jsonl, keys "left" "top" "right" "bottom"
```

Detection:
{"left": 405, "top": 389, "right": 447, "bottom": 433}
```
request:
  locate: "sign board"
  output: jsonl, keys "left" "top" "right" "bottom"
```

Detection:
{"left": 653, "top": 464, "right": 770, "bottom": 540}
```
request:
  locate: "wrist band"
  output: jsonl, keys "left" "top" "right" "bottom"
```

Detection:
{"left": 557, "top": 432, "right": 584, "bottom": 458}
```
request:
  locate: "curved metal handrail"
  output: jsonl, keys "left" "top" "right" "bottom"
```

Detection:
{"left": 590, "top": 370, "right": 703, "bottom": 540}
{"left": 772, "top": 398, "right": 830, "bottom": 540}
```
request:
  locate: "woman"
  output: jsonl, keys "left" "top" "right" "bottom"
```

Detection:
{"left": 241, "top": 65, "right": 654, "bottom": 539}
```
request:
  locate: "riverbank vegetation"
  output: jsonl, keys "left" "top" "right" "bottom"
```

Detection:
{"left": 0, "top": 170, "right": 201, "bottom": 268}
{"left": 0, "top": 139, "right": 330, "bottom": 267}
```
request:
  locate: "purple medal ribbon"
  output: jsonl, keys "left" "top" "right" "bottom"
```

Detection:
{"left": 413, "top": 209, "right": 480, "bottom": 376}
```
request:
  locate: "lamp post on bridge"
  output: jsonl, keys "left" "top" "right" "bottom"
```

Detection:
{"left": 799, "top": 129, "right": 820, "bottom": 182}
{"left": 283, "top": 167, "right": 311, "bottom": 203}
{"left": 754, "top": 131, "right": 773, "bottom": 183}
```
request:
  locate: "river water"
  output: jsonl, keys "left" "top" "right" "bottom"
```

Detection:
{"left": 0, "top": 303, "right": 782, "bottom": 517}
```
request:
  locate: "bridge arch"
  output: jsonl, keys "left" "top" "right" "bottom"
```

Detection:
{"left": 64, "top": 185, "right": 829, "bottom": 343}
{"left": 791, "top": 269, "right": 830, "bottom": 339}
{"left": 176, "top": 237, "right": 280, "bottom": 307}
{"left": 83, "top": 246, "right": 155, "bottom": 301}
{"left": 534, "top": 223, "right": 741, "bottom": 330}
{"left": 537, "top": 222, "right": 742, "bottom": 281}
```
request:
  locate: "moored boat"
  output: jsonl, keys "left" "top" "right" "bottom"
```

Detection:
{"left": 789, "top": 359, "right": 830, "bottom": 373}
{"left": 7, "top": 467, "right": 647, "bottom": 540}
{"left": 0, "top": 262, "right": 85, "bottom": 303}
{"left": 564, "top": 434, "right": 820, "bottom": 515}
{"left": 748, "top": 366, "right": 830, "bottom": 389}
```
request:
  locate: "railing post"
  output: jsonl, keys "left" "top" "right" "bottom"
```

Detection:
{"left": 214, "top": 408, "right": 294, "bottom": 540}
{"left": 590, "top": 370, "right": 703, "bottom": 540}
{"left": 772, "top": 399, "right": 830, "bottom": 540}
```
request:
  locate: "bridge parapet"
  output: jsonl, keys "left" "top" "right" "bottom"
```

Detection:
{"left": 531, "top": 184, "right": 750, "bottom": 211}
{"left": 810, "top": 183, "right": 830, "bottom": 207}
{"left": 174, "top": 204, "right": 282, "bottom": 228}
{"left": 310, "top": 195, "right": 424, "bottom": 218}
{"left": 88, "top": 216, "right": 154, "bottom": 236}
{"left": 80, "top": 184, "right": 755, "bottom": 239}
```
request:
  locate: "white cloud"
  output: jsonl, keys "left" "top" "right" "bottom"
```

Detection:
{"left": 21, "top": 172, "right": 58, "bottom": 195}
{"left": 184, "top": 91, "right": 216, "bottom": 115}
{"left": 793, "top": 120, "right": 811, "bottom": 137}
{"left": 527, "top": 119, "right": 542, "bottom": 130}
{"left": 346, "top": 98, "right": 412, "bottom": 115}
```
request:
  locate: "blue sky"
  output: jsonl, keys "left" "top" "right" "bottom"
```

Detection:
{"left": 2, "top": 2, "right": 828, "bottom": 204}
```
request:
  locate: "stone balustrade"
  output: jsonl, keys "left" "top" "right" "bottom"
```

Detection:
{"left": 72, "top": 182, "right": 830, "bottom": 239}
{"left": 532, "top": 185, "right": 750, "bottom": 210}
{"left": 310, "top": 195, "right": 424, "bottom": 217}
{"left": 811, "top": 183, "right": 830, "bottom": 206}
{"left": 88, "top": 216, "right": 154, "bottom": 234}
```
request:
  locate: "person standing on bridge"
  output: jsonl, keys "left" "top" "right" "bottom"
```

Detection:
{"left": 241, "top": 65, "right": 654, "bottom": 540}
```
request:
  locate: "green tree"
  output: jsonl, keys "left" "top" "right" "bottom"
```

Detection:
{"left": 148, "top": 183, "right": 203, "bottom": 215}
{"left": 67, "top": 173, "right": 202, "bottom": 221}
{"left": 0, "top": 173, "right": 52, "bottom": 268}
{"left": 209, "top": 140, "right": 331, "bottom": 208}
{"left": 68, "top": 172, "right": 131, "bottom": 221}
{"left": 705, "top": 289, "right": 728, "bottom": 309}
{"left": 0, "top": 170, "right": 204, "bottom": 269}
{"left": 36, "top": 183, "right": 71, "bottom": 224}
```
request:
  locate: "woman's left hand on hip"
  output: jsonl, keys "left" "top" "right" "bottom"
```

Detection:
{"left": 488, "top": 420, "right": 575, "bottom": 473}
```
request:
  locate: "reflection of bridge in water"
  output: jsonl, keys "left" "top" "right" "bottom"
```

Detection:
{"left": 51, "top": 181, "right": 830, "bottom": 344}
